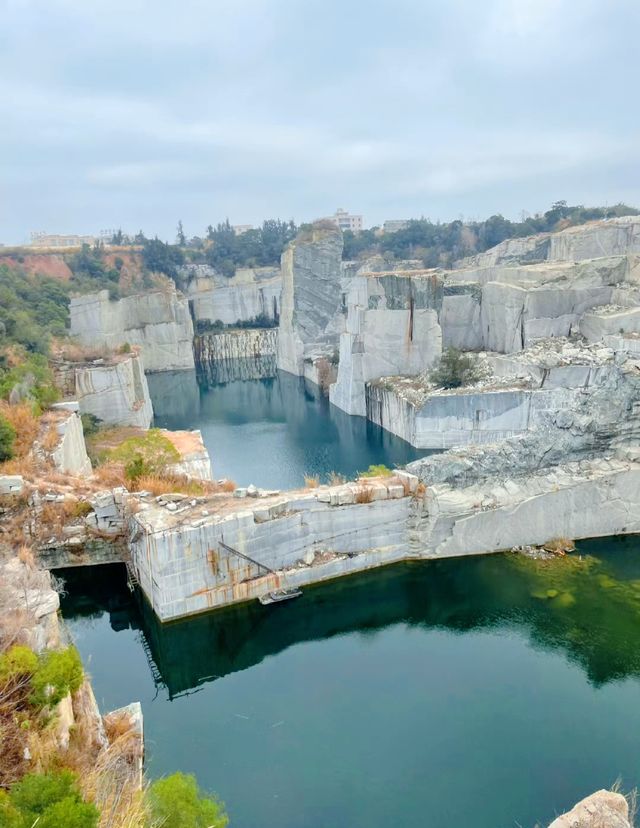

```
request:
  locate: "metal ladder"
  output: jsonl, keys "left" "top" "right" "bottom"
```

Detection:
{"left": 219, "top": 540, "right": 275, "bottom": 577}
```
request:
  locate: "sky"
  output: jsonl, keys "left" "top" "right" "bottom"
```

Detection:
{"left": 1, "top": 0, "right": 639, "bottom": 244}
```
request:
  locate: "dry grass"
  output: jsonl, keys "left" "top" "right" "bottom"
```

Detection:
{"left": 543, "top": 537, "right": 576, "bottom": 555}
{"left": 217, "top": 479, "right": 237, "bottom": 493}
{"left": 0, "top": 402, "right": 39, "bottom": 458}
{"left": 93, "top": 462, "right": 127, "bottom": 489}
{"left": 328, "top": 471, "right": 345, "bottom": 486}
{"left": 41, "top": 425, "right": 61, "bottom": 452}
{"left": 355, "top": 484, "right": 374, "bottom": 504}
{"left": 304, "top": 475, "right": 319, "bottom": 489}
{"left": 0, "top": 455, "right": 36, "bottom": 477}
{"left": 133, "top": 474, "right": 206, "bottom": 497}
{"left": 52, "top": 339, "right": 114, "bottom": 363}
{"left": 63, "top": 704, "right": 149, "bottom": 828}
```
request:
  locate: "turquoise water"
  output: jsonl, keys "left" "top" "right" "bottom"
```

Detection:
{"left": 146, "top": 369, "right": 430, "bottom": 489}
{"left": 60, "top": 537, "right": 640, "bottom": 828}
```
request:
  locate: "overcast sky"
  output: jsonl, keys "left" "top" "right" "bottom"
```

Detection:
{"left": 1, "top": 0, "right": 639, "bottom": 244}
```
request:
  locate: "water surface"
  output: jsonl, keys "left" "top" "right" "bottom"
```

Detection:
{"left": 146, "top": 369, "right": 429, "bottom": 489}
{"left": 61, "top": 537, "right": 640, "bottom": 828}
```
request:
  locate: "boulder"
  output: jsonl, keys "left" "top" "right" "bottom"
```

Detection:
{"left": 548, "top": 789, "right": 630, "bottom": 828}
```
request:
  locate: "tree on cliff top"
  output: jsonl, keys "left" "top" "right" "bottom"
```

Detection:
{"left": 429, "top": 348, "right": 483, "bottom": 389}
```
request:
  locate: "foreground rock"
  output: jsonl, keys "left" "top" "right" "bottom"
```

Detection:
{"left": 548, "top": 789, "right": 630, "bottom": 828}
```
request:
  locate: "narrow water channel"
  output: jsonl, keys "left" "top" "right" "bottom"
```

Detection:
{"left": 146, "top": 369, "right": 430, "bottom": 489}
{"left": 61, "top": 537, "right": 640, "bottom": 828}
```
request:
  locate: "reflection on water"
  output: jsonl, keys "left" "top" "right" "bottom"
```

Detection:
{"left": 61, "top": 536, "right": 640, "bottom": 828}
{"left": 147, "top": 369, "right": 430, "bottom": 488}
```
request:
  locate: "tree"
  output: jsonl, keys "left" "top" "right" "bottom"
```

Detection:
{"left": 148, "top": 772, "right": 228, "bottom": 828}
{"left": 0, "top": 413, "right": 16, "bottom": 461}
{"left": 177, "top": 220, "right": 186, "bottom": 246}
{"left": 141, "top": 237, "right": 185, "bottom": 281}
{"left": 429, "top": 348, "right": 483, "bottom": 389}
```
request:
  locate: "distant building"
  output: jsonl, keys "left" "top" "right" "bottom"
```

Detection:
{"left": 29, "top": 229, "right": 118, "bottom": 248}
{"left": 383, "top": 220, "right": 410, "bottom": 234}
{"left": 325, "top": 208, "right": 363, "bottom": 233}
{"left": 232, "top": 224, "right": 254, "bottom": 236}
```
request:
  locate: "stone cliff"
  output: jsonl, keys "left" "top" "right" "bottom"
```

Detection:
{"left": 75, "top": 352, "right": 154, "bottom": 429}
{"left": 277, "top": 222, "right": 345, "bottom": 375}
{"left": 194, "top": 328, "right": 277, "bottom": 384}
{"left": 182, "top": 264, "right": 281, "bottom": 326}
{"left": 70, "top": 288, "right": 195, "bottom": 372}
{"left": 330, "top": 271, "right": 443, "bottom": 415}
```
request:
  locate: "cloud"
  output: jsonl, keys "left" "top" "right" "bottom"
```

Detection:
{"left": 1, "top": 0, "right": 639, "bottom": 242}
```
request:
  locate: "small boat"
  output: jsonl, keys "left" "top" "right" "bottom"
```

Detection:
{"left": 259, "top": 588, "right": 303, "bottom": 606}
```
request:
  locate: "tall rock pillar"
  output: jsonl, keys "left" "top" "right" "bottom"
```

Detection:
{"left": 277, "top": 222, "right": 344, "bottom": 376}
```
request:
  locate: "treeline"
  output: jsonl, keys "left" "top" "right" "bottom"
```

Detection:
{"left": 342, "top": 201, "right": 640, "bottom": 267}
{"left": 122, "top": 218, "right": 298, "bottom": 280}
{"left": 117, "top": 201, "right": 640, "bottom": 280}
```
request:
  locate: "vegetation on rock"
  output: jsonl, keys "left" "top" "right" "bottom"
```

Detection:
{"left": 429, "top": 348, "right": 482, "bottom": 389}
{"left": 147, "top": 772, "right": 228, "bottom": 828}
{"left": 0, "top": 770, "right": 99, "bottom": 828}
{"left": 342, "top": 201, "right": 640, "bottom": 267}
{"left": 105, "top": 429, "right": 180, "bottom": 482}
{"left": 0, "top": 413, "right": 16, "bottom": 461}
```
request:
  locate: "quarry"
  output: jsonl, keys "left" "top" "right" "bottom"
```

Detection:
{"left": 2, "top": 214, "right": 639, "bottom": 623}
{"left": 4, "top": 214, "right": 640, "bottom": 828}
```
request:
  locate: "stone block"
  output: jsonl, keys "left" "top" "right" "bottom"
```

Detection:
{"left": 0, "top": 475, "right": 24, "bottom": 495}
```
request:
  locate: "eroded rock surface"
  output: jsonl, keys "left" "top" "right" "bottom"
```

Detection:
{"left": 70, "top": 288, "right": 195, "bottom": 372}
{"left": 277, "top": 222, "right": 345, "bottom": 375}
{"left": 548, "top": 789, "right": 631, "bottom": 828}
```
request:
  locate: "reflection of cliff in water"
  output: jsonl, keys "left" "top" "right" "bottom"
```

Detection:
{"left": 146, "top": 370, "right": 201, "bottom": 427}
{"left": 196, "top": 355, "right": 277, "bottom": 385}
{"left": 61, "top": 537, "right": 640, "bottom": 699}
{"left": 149, "top": 368, "right": 429, "bottom": 488}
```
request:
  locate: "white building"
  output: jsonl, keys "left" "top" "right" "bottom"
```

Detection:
{"left": 325, "top": 209, "right": 363, "bottom": 233}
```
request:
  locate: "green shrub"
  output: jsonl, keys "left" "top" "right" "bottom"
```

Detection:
{"left": 0, "top": 645, "right": 38, "bottom": 682}
{"left": 108, "top": 429, "right": 180, "bottom": 481}
{"left": 0, "top": 349, "right": 59, "bottom": 408}
{"left": 359, "top": 464, "right": 393, "bottom": 478}
{"left": 80, "top": 412, "right": 102, "bottom": 437}
{"left": 429, "top": 347, "right": 482, "bottom": 389}
{"left": 147, "top": 772, "right": 228, "bottom": 828}
{"left": 6, "top": 770, "right": 98, "bottom": 828}
{"left": 30, "top": 646, "right": 84, "bottom": 708}
{"left": 0, "top": 413, "right": 16, "bottom": 461}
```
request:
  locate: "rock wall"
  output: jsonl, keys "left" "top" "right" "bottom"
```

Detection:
{"left": 129, "top": 450, "right": 640, "bottom": 621}
{"left": 194, "top": 329, "right": 278, "bottom": 384}
{"left": 366, "top": 384, "right": 578, "bottom": 448}
{"left": 330, "top": 273, "right": 443, "bottom": 415}
{"left": 129, "top": 474, "right": 417, "bottom": 620}
{"left": 277, "top": 223, "right": 345, "bottom": 376}
{"left": 457, "top": 217, "right": 640, "bottom": 269}
{"left": 70, "top": 288, "right": 195, "bottom": 372}
{"left": 183, "top": 264, "right": 281, "bottom": 326}
{"left": 75, "top": 353, "right": 154, "bottom": 429}
{"left": 51, "top": 411, "right": 92, "bottom": 475}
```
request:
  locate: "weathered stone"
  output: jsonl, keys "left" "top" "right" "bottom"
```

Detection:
{"left": 547, "top": 789, "right": 630, "bottom": 828}
{"left": 75, "top": 353, "right": 153, "bottom": 429}
{"left": 277, "top": 222, "right": 345, "bottom": 376}
{"left": 70, "top": 288, "right": 195, "bottom": 372}
{"left": 0, "top": 475, "right": 24, "bottom": 495}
